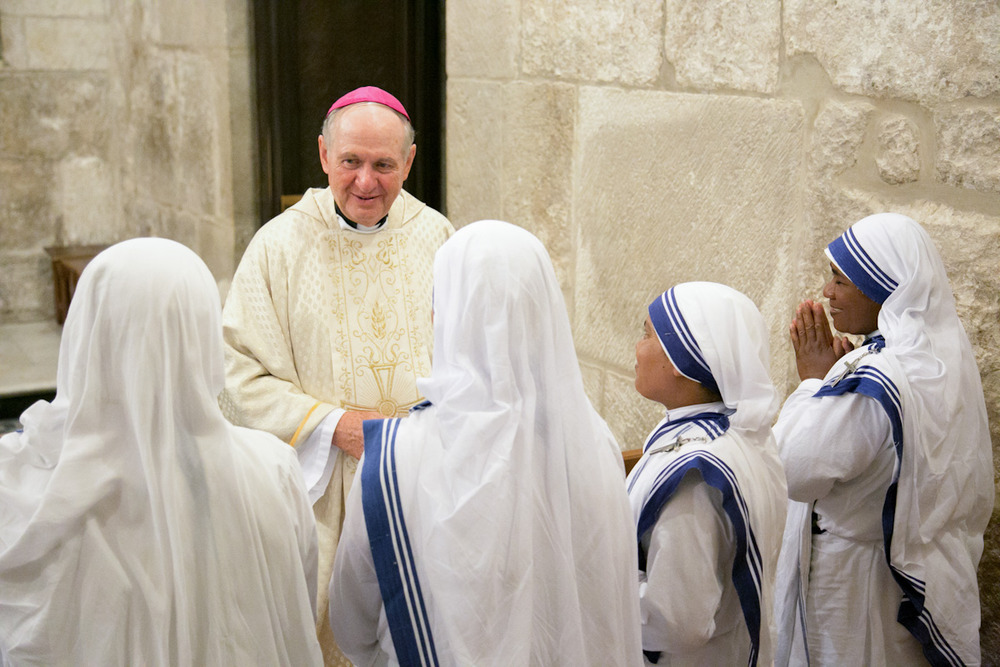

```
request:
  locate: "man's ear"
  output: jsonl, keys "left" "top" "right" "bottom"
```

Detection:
{"left": 401, "top": 143, "right": 416, "bottom": 181}
{"left": 318, "top": 135, "right": 331, "bottom": 175}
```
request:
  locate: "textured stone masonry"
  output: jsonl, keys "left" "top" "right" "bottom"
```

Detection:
{"left": 1, "top": 0, "right": 998, "bottom": 656}
{"left": 446, "top": 0, "right": 1000, "bottom": 653}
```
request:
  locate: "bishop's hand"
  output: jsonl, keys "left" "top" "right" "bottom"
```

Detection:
{"left": 332, "top": 410, "right": 385, "bottom": 460}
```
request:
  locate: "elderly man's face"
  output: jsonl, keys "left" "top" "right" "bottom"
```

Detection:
{"left": 319, "top": 104, "right": 415, "bottom": 227}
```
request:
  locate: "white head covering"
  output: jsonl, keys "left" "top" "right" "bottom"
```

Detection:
{"left": 634, "top": 282, "right": 786, "bottom": 666}
{"left": 648, "top": 282, "right": 780, "bottom": 435}
{"left": 0, "top": 238, "right": 322, "bottom": 665}
{"left": 358, "top": 220, "right": 642, "bottom": 665}
{"left": 824, "top": 213, "right": 993, "bottom": 664}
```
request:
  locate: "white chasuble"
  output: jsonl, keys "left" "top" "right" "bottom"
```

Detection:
{"left": 222, "top": 186, "right": 452, "bottom": 667}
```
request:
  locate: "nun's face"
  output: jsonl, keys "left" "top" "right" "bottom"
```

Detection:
{"left": 635, "top": 316, "right": 681, "bottom": 406}
{"left": 822, "top": 263, "right": 882, "bottom": 335}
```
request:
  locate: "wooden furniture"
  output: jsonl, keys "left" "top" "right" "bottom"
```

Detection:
{"left": 44, "top": 245, "right": 107, "bottom": 324}
{"left": 623, "top": 448, "right": 643, "bottom": 475}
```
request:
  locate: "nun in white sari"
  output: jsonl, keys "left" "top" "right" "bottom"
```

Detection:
{"left": 330, "top": 220, "right": 643, "bottom": 666}
{"left": 773, "top": 213, "right": 993, "bottom": 666}
{"left": 626, "top": 283, "right": 787, "bottom": 666}
{"left": 0, "top": 238, "right": 322, "bottom": 666}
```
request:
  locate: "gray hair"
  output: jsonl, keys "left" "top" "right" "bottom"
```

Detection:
{"left": 321, "top": 103, "right": 415, "bottom": 157}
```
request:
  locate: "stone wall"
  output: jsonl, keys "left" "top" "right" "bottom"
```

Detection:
{"left": 446, "top": 0, "right": 1000, "bottom": 657}
{"left": 0, "top": 0, "right": 254, "bottom": 323}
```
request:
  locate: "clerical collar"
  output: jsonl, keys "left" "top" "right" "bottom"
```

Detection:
{"left": 335, "top": 203, "right": 387, "bottom": 233}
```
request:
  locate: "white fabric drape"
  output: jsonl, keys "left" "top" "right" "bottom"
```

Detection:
{"left": 0, "top": 238, "right": 322, "bottom": 666}
{"left": 332, "top": 220, "right": 643, "bottom": 666}
{"left": 627, "top": 283, "right": 787, "bottom": 666}
{"left": 775, "top": 213, "right": 993, "bottom": 665}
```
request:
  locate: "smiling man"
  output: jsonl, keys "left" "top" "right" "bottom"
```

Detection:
{"left": 220, "top": 87, "right": 453, "bottom": 666}
{"left": 772, "top": 213, "right": 993, "bottom": 666}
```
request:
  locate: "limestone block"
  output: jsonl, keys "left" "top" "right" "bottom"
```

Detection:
{"left": 0, "top": 158, "right": 56, "bottom": 250}
{"left": 154, "top": 0, "right": 227, "bottom": 49}
{"left": 784, "top": 0, "right": 1000, "bottom": 103}
{"left": 446, "top": 0, "right": 518, "bottom": 79}
{"left": 579, "top": 360, "right": 605, "bottom": 413}
{"left": 603, "top": 370, "right": 663, "bottom": 452}
{"left": 197, "top": 216, "right": 234, "bottom": 279}
{"left": 20, "top": 17, "right": 109, "bottom": 70}
{"left": 1, "top": 1, "right": 106, "bottom": 16}
{"left": 809, "top": 99, "right": 874, "bottom": 179}
{"left": 177, "top": 54, "right": 222, "bottom": 216}
{"left": 664, "top": 0, "right": 781, "bottom": 93}
{"left": 56, "top": 155, "right": 118, "bottom": 244}
{"left": 227, "top": 40, "right": 257, "bottom": 261}
{"left": 123, "top": 194, "right": 162, "bottom": 238}
{"left": 0, "top": 16, "right": 28, "bottom": 68}
{"left": 157, "top": 206, "right": 200, "bottom": 254}
{"left": 226, "top": 0, "right": 252, "bottom": 50}
{"left": 572, "top": 87, "right": 804, "bottom": 378}
{"left": 522, "top": 0, "right": 662, "bottom": 86}
{"left": 500, "top": 81, "right": 575, "bottom": 286}
{"left": 130, "top": 55, "right": 180, "bottom": 206}
{"left": 934, "top": 106, "right": 1000, "bottom": 194}
{"left": 445, "top": 79, "right": 504, "bottom": 228}
{"left": 0, "top": 252, "right": 53, "bottom": 324}
{"left": 0, "top": 72, "right": 109, "bottom": 159}
{"left": 875, "top": 114, "right": 920, "bottom": 185}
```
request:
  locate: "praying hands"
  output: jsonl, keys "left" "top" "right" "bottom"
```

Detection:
{"left": 789, "top": 299, "right": 854, "bottom": 381}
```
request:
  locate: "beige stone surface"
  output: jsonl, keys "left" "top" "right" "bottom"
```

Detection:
{"left": 935, "top": 106, "right": 1000, "bottom": 195}
{"left": 0, "top": 72, "right": 109, "bottom": 159}
{"left": 0, "top": 0, "right": 246, "bottom": 322}
{"left": 875, "top": 115, "right": 920, "bottom": 185}
{"left": 808, "top": 99, "right": 874, "bottom": 179}
{"left": 0, "top": 15, "right": 28, "bottom": 67}
{"left": 18, "top": 17, "right": 109, "bottom": 70}
{"left": 154, "top": 0, "right": 227, "bottom": 49}
{"left": 603, "top": 370, "right": 664, "bottom": 452}
{"left": 784, "top": 0, "right": 1000, "bottom": 103}
{"left": 665, "top": 0, "right": 780, "bottom": 93}
{"left": 445, "top": 79, "right": 505, "bottom": 227}
{"left": 57, "top": 156, "right": 119, "bottom": 245}
{"left": 0, "top": 253, "right": 52, "bottom": 324}
{"left": 573, "top": 87, "right": 804, "bottom": 376}
{"left": 198, "top": 215, "right": 235, "bottom": 279}
{"left": 446, "top": 0, "right": 519, "bottom": 79}
{"left": 226, "top": 0, "right": 256, "bottom": 261}
{"left": 176, "top": 53, "right": 224, "bottom": 216}
{"left": 579, "top": 360, "right": 605, "bottom": 414}
{"left": 0, "top": 158, "right": 56, "bottom": 251}
{"left": 522, "top": 0, "right": 662, "bottom": 85}
{"left": 446, "top": 80, "right": 576, "bottom": 283}
{"left": 2, "top": 1, "right": 106, "bottom": 16}
{"left": 500, "top": 82, "right": 575, "bottom": 285}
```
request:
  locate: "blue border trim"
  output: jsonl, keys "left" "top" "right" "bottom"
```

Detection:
{"left": 826, "top": 228, "right": 897, "bottom": 304}
{"left": 361, "top": 419, "right": 440, "bottom": 667}
{"left": 648, "top": 289, "right": 720, "bottom": 395}
{"left": 815, "top": 368, "right": 964, "bottom": 666}
{"left": 628, "top": 412, "right": 730, "bottom": 495}
{"left": 636, "top": 448, "right": 763, "bottom": 667}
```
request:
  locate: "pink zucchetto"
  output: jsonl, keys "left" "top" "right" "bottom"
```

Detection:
{"left": 326, "top": 86, "right": 409, "bottom": 120}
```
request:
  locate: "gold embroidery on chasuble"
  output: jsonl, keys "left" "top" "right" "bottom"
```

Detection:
{"left": 326, "top": 231, "right": 427, "bottom": 418}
